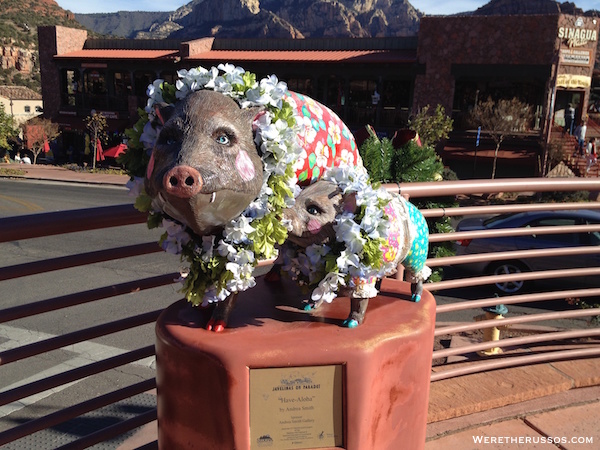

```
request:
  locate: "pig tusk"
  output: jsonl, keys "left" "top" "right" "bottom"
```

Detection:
{"left": 210, "top": 192, "right": 216, "bottom": 203}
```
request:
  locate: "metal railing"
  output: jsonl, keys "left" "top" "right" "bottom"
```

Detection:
{"left": 0, "top": 178, "right": 599, "bottom": 447}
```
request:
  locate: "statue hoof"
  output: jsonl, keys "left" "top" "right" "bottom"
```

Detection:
{"left": 206, "top": 319, "right": 227, "bottom": 332}
{"left": 343, "top": 318, "right": 359, "bottom": 328}
{"left": 411, "top": 294, "right": 421, "bottom": 303}
{"left": 304, "top": 303, "right": 315, "bottom": 311}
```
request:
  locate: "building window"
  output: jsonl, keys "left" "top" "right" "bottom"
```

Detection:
{"left": 345, "top": 79, "right": 378, "bottom": 127}
{"left": 60, "top": 68, "right": 80, "bottom": 107}
{"left": 287, "top": 78, "right": 313, "bottom": 97}
{"left": 160, "top": 71, "right": 178, "bottom": 85}
{"left": 134, "top": 71, "right": 156, "bottom": 97}
{"left": 24, "top": 106, "right": 31, "bottom": 113}
{"left": 113, "top": 71, "right": 132, "bottom": 98}
{"left": 84, "top": 69, "right": 107, "bottom": 95}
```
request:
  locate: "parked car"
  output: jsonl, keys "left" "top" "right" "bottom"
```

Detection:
{"left": 454, "top": 209, "right": 600, "bottom": 294}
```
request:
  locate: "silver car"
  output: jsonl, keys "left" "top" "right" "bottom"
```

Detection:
{"left": 454, "top": 210, "right": 600, "bottom": 294}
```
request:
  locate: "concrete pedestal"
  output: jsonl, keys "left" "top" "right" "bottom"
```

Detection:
{"left": 155, "top": 276, "right": 435, "bottom": 450}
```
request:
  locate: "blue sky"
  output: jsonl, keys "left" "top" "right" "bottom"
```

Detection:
{"left": 55, "top": 0, "right": 600, "bottom": 15}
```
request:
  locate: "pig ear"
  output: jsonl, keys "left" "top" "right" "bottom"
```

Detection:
{"left": 153, "top": 103, "right": 176, "bottom": 126}
{"left": 245, "top": 107, "right": 266, "bottom": 130}
{"left": 342, "top": 192, "right": 358, "bottom": 214}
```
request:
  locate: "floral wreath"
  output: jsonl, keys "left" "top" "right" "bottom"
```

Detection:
{"left": 281, "top": 164, "right": 402, "bottom": 304}
{"left": 121, "top": 64, "right": 304, "bottom": 306}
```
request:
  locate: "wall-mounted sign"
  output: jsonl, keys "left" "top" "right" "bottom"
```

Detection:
{"left": 558, "top": 22, "right": 598, "bottom": 48}
{"left": 97, "top": 110, "right": 118, "bottom": 119}
{"left": 556, "top": 74, "right": 592, "bottom": 89}
{"left": 81, "top": 63, "right": 108, "bottom": 69}
{"left": 559, "top": 48, "right": 592, "bottom": 66}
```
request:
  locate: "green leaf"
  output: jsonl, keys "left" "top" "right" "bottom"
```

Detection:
{"left": 134, "top": 191, "right": 153, "bottom": 212}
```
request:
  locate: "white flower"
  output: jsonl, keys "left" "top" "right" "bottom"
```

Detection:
{"left": 161, "top": 218, "right": 190, "bottom": 254}
{"left": 139, "top": 120, "right": 159, "bottom": 150}
{"left": 203, "top": 285, "right": 231, "bottom": 305}
{"left": 244, "top": 88, "right": 274, "bottom": 107}
{"left": 225, "top": 262, "right": 256, "bottom": 292}
{"left": 145, "top": 79, "right": 164, "bottom": 111}
{"left": 224, "top": 215, "right": 255, "bottom": 244}
{"left": 336, "top": 249, "right": 360, "bottom": 272}
{"left": 231, "top": 248, "right": 255, "bottom": 266}
{"left": 311, "top": 271, "right": 345, "bottom": 304}
{"left": 217, "top": 63, "right": 245, "bottom": 86}
{"left": 217, "top": 240, "right": 238, "bottom": 258}
{"left": 199, "top": 235, "right": 215, "bottom": 261}
{"left": 305, "top": 244, "right": 330, "bottom": 265}
{"left": 334, "top": 215, "right": 365, "bottom": 254}
{"left": 126, "top": 177, "right": 144, "bottom": 197}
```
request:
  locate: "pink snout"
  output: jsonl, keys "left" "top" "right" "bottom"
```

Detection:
{"left": 163, "top": 165, "right": 203, "bottom": 198}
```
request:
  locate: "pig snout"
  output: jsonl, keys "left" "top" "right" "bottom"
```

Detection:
{"left": 163, "top": 165, "right": 203, "bottom": 199}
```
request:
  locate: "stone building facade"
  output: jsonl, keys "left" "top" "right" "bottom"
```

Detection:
{"left": 37, "top": 13, "right": 599, "bottom": 163}
{"left": 413, "top": 14, "right": 599, "bottom": 137}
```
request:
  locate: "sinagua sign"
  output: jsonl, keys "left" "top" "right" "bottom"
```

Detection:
{"left": 558, "top": 21, "right": 598, "bottom": 48}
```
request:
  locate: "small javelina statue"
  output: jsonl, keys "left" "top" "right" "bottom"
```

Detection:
{"left": 282, "top": 179, "right": 431, "bottom": 327}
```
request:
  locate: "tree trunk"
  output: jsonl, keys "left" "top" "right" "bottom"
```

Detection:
{"left": 492, "top": 141, "right": 501, "bottom": 179}
{"left": 92, "top": 129, "right": 97, "bottom": 170}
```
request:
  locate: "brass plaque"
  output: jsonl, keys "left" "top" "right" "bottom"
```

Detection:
{"left": 250, "top": 365, "right": 344, "bottom": 449}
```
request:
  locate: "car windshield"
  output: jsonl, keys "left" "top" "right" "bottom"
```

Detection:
{"left": 482, "top": 214, "right": 514, "bottom": 227}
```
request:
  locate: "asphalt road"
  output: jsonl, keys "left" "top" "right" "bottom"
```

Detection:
{"left": 0, "top": 178, "right": 182, "bottom": 441}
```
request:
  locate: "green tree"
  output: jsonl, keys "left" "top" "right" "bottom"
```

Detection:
{"left": 85, "top": 111, "right": 108, "bottom": 169}
{"left": 469, "top": 97, "right": 534, "bottom": 179}
{"left": 0, "top": 103, "right": 18, "bottom": 150}
{"left": 359, "top": 136, "right": 457, "bottom": 281}
{"left": 408, "top": 104, "right": 453, "bottom": 148}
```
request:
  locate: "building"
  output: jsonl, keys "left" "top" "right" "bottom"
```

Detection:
{"left": 37, "top": 13, "right": 599, "bottom": 171}
{"left": 416, "top": 14, "right": 599, "bottom": 139}
{"left": 0, "top": 85, "right": 43, "bottom": 125}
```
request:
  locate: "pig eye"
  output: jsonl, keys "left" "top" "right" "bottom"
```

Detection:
{"left": 307, "top": 204, "right": 323, "bottom": 216}
{"left": 216, "top": 134, "right": 230, "bottom": 145}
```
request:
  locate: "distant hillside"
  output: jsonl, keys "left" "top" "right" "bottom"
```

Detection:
{"left": 76, "top": 0, "right": 423, "bottom": 40}
{"left": 74, "top": 11, "right": 170, "bottom": 39}
{"left": 0, "top": 0, "right": 87, "bottom": 93}
{"left": 473, "top": 0, "right": 586, "bottom": 15}
{"left": 73, "top": 0, "right": 600, "bottom": 42}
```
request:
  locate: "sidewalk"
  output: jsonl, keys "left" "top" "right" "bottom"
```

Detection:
{"left": 0, "top": 162, "right": 129, "bottom": 186}
{"left": 2, "top": 162, "right": 599, "bottom": 449}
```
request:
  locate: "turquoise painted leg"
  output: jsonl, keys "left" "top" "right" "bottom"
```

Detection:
{"left": 343, "top": 298, "right": 369, "bottom": 328}
{"left": 411, "top": 281, "right": 423, "bottom": 302}
{"left": 343, "top": 318, "right": 359, "bottom": 328}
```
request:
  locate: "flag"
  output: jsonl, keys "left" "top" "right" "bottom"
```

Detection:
{"left": 96, "top": 139, "right": 105, "bottom": 161}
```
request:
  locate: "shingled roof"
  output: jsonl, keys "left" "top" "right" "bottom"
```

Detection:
{"left": 0, "top": 86, "right": 42, "bottom": 100}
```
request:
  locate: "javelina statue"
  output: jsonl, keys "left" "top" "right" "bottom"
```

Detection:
{"left": 130, "top": 65, "right": 360, "bottom": 332}
{"left": 282, "top": 166, "right": 431, "bottom": 328}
